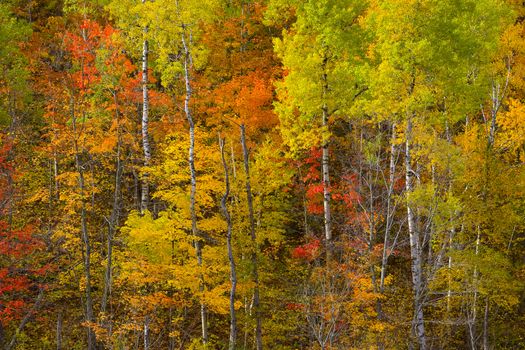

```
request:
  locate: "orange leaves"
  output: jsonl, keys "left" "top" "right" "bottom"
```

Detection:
{"left": 294, "top": 237, "right": 386, "bottom": 347}
{"left": 91, "top": 133, "right": 117, "bottom": 154}
{"left": 203, "top": 69, "right": 277, "bottom": 134}
{"left": 65, "top": 20, "right": 103, "bottom": 91}
{"left": 195, "top": 1, "right": 280, "bottom": 142}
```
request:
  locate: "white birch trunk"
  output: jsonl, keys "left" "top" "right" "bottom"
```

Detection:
{"left": 405, "top": 117, "right": 427, "bottom": 350}
{"left": 181, "top": 27, "right": 208, "bottom": 345}
{"left": 140, "top": 0, "right": 151, "bottom": 214}
{"left": 321, "top": 61, "right": 332, "bottom": 244}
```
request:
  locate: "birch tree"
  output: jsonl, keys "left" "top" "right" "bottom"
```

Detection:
{"left": 270, "top": 0, "right": 367, "bottom": 247}
{"left": 365, "top": 0, "right": 510, "bottom": 347}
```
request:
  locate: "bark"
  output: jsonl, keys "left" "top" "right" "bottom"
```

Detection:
{"left": 469, "top": 227, "right": 482, "bottom": 349}
{"left": 56, "top": 310, "right": 63, "bottom": 350}
{"left": 231, "top": 145, "right": 237, "bottom": 179}
{"left": 483, "top": 298, "right": 489, "bottom": 350}
{"left": 101, "top": 92, "right": 122, "bottom": 323}
{"left": 140, "top": 0, "right": 151, "bottom": 214}
{"left": 181, "top": 27, "right": 208, "bottom": 345}
{"left": 488, "top": 74, "right": 508, "bottom": 148}
{"left": 380, "top": 122, "right": 398, "bottom": 296}
{"left": 405, "top": 117, "right": 427, "bottom": 350}
{"left": 446, "top": 229, "right": 454, "bottom": 314}
{"left": 71, "top": 97, "right": 96, "bottom": 350}
{"left": 144, "top": 317, "right": 150, "bottom": 350}
{"left": 240, "top": 124, "right": 263, "bottom": 350}
{"left": 53, "top": 143, "right": 59, "bottom": 200}
{"left": 220, "top": 136, "right": 238, "bottom": 350}
{"left": 445, "top": 121, "right": 457, "bottom": 317}
{"left": 0, "top": 323, "right": 4, "bottom": 349}
{"left": 321, "top": 58, "right": 332, "bottom": 244}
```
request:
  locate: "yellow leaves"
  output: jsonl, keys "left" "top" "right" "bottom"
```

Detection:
{"left": 119, "top": 322, "right": 142, "bottom": 333}
{"left": 121, "top": 208, "right": 231, "bottom": 317}
{"left": 168, "top": 264, "right": 201, "bottom": 292}
{"left": 201, "top": 283, "right": 230, "bottom": 315}
{"left": 56, "top": 171, "right": 79, "bottom": 189}
{"left": 497, "top": 98, "right": 525, "bottom": 160}
{"left": 123, "top": 210, "right": 189, "bottom": 264}
{"left": 25, "top": 187, "right": 48, "bottom": 204}
{"left": 120, "top": 255, "right": 170, "bottom": 287}
{"left": 350, "top": 277, "right": 375, "bottom": 302}
{"left": 382, "top": 274, "right": 393, "bottom": 287}
{"left": 412, "top": 121, "right": 463, "bottom": 174}
{"left": 151, "top": 128, "right": 223, "bottom": 214}
{"left": 198, "top": 214, "right": 226, "bottom": 234}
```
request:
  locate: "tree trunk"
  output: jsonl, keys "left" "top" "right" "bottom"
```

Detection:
{"left": 181, "top": 27, "right": 208, "bottom": 345}
{"left": 405, "top": 117, "right": 427, "bottom": 350}
{"left": 140, "top": 0, "right": 151, "bottom": 214}
{"left": 380, "top": 122, "right": 398, "bottom": 297}
{"left": 144, "top": 317, "right": 150, "bottom": 350}
{"left": 321, "top": 59, "right": 332, "bottom": 244}
{"left": 56, "top": 310, "right": 63, "bottom": 350}
{"left": 0, "top": 323, "right": 4, "bottom": 349}
{"left": 483, "top": 298, "right": 489, "bottom": 350}
{"left": 220, "top": 136, "right": 238, "bottom": 350}
{"left": 71, "top": 97, "right": 96, "bottom": 350}
{"left": 231, "top": 145, "right": 237, "bottom": 179}
{"left": 101, "top": 92, "right": 122, "bottom": 328}
{"left": 469, "top": 227, "right": 482, "bottom": 349}
{"left": 240, "top": 124, "right": 263, "bottom": 350}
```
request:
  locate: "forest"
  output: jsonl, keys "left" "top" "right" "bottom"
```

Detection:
{"left": 0, "top": 0, "right": 524, "bottom": 349}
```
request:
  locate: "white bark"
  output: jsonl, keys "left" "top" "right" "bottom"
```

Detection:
{"left": 405, "top": 117, "right": 427, "bottom": 350}
{"left": 181, "top": 27, "right": 208, "bottom": 345}
{"left": 483, "top": 298, "right": 489, "bottom": 350}
{"left": 321, "top": 60, "right": 332, "bottom": 244}
{"left": 143, "top": 317, "right": 150, "bottom": 350}
{"left": 56, "top": 310, "right": 63, "bottom": 350}
{"left": 140, "top": 0, "right": 151, "bottom": 214}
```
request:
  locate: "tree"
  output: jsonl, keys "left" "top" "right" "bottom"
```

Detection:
{"left": 270, "top": 0, "right": 367, "bottom": 246}
{"left": 364, "top": 0, "right": 511, "bottom": 347}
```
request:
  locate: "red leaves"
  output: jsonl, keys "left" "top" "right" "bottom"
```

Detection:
{"left": 301, "top": 148, "right": 364, "bottom": 218}
{"left": 65, "top": 20, "right": 124, "bottom": 92}
{"left": 0, "top": 145, "right": 45, "bottom": 325}
{"left": 305, "top": 184, "right": 325, "bottom": 214}
{"left": 394, "top": 176, "right": 405, "bottom": 192}
{"left": 291, "top": 238, "right": 320, "bottom": 261}
{"left": 0, "top": 224, "right": 44, "bottom": 325}
{"left": 285, "top": 302, "right": 305, "bottom": 311}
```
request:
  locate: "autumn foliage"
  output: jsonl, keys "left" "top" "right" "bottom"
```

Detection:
{"left": 0, "top": 0, "right": 524, "bottom": 349}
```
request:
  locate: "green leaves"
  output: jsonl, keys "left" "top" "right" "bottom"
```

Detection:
{"left": 0, "top": 4, "right": 31, "bottom": 126}
{"left": 273, "top": 0, "right": 368, "bottom": 155}
{"left": 365, "top": 0, "right": 511, "bottom": 121}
